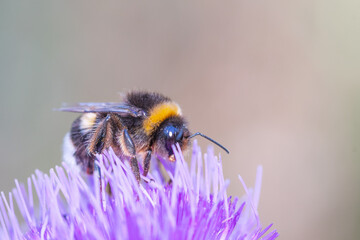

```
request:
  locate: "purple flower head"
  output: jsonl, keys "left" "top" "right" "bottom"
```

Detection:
{"left": 0, "top": 141, "right": 278, "bottom": 239}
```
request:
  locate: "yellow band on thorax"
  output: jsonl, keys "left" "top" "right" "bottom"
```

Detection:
{"left": 144, "top": 102, "right": 181, "bottom": 135}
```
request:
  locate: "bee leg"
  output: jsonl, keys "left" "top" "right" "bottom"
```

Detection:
{"left": 88, "top": 114, "right": 112, "bottom": 155}
{"left": 143, "top": 149, "right": 152, "bottom": 177}
{"left": 122, "top": 128, "right": 141, "bottom": 183}
{"left": 95, "top": 164, "right": 106, "bottom": 210}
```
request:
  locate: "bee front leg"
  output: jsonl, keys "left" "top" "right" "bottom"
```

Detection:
{"left": 143, "top": 149, "right": 152, "bottom": 177}
{"left": 122, "top": 128, "right": 141, "bottom": 183}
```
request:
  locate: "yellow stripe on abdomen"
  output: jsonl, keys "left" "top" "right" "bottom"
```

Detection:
{"left": 143, "top": 102, "right": 181, "bottom": 135}
{"left": 80, "top": 113, "right": 97, "bottom": 132}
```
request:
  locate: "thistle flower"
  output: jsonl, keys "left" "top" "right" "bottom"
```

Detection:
{"left": 0, "top": 141, "right": 278, "bottom": 239}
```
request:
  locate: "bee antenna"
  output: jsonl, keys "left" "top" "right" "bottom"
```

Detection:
{"left": 188, "top": 132, "right": 229, "bottom": 154}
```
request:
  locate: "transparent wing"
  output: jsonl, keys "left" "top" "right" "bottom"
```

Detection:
{"left": 55, "top": 102, "right": 146, "bottom": 117}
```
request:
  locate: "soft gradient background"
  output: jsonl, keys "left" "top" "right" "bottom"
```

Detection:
{"left": 0, "top": 1, "right": 359, "bottom": 239}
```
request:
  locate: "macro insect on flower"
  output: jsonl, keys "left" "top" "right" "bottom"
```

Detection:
{"left": 0, "top": 92, "right": 278, "bottom": 239}
{"left": 58, "top": 91, "right": 229, "bottom": 181}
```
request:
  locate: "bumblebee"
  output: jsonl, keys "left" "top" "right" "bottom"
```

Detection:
{"left": 59, "top": 91, "right": 228, "bottom": 182}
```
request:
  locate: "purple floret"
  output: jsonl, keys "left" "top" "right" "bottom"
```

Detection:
{"left": 0, "top": 141, "right": 278, "bottom": 239}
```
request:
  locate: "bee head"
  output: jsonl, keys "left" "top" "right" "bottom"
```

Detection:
{"left": 153, "top": 117, "right": 190, "bottom": 161}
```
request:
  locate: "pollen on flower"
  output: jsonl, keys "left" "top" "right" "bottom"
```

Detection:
{"left": 0, "top": 141, "right": 278, "bottom": 240}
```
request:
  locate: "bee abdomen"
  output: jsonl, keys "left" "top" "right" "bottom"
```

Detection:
{"left": 69, "top": 115, "right": 97, "bottom": 174}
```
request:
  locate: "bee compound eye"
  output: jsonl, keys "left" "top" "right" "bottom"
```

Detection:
{"left": 176, "top": 128, "right": 184, "bottom": 141}
{"left": 163, "top": 125, "right": 177, "bottom": 139}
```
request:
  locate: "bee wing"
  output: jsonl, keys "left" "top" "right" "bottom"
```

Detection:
{"left": 56, "top": 102, "right": 146, "bottom": 117}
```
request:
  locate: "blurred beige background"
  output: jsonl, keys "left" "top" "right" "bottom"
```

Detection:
{"left": 0, "top": 1, "right": 359, "bottom": 239}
